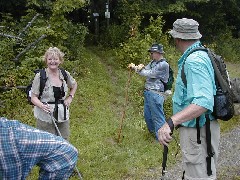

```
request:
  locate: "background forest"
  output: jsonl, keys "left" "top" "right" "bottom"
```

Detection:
{"left": 0, "top": 0, "right": 240, "bottom": 179}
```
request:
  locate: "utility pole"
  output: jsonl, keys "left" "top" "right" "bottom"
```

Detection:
{"left": 93, "top": 13, "right": 99, "bottom": 43}
{"left": 105, "top": 0, "right": 110, "bottom": 29}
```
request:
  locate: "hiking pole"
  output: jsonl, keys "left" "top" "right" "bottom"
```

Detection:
{"left": 161, "top": 145, "right": 169, "bottom": 180}
{"left": 117, "top": 68, "right": 132, "bottom": 143}
{"left": 161, "top": 122, "right": 174, "bottom": 180}
{"left": 49, "top": 112, "right": 83, "bottom": 180}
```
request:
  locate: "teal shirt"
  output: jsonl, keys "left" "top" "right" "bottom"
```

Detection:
{"left": 172, "top": 41, "right": 216, "bottom": 127}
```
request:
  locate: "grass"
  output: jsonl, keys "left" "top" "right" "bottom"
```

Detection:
{"left": 67, "top": 49, "right": 177, "bottom": 179}
{"left": 5, "top": 47, "right": 240, "bottom": 179}
{"left": 23, "top": 47, "right": 179, "bottom": 180}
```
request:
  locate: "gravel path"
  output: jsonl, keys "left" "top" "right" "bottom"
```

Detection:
{"left": 146, "top": 125, "right": 240, "bottom": 180}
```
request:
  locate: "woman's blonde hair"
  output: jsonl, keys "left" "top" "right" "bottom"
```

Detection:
{"left": 43, "top": 47, "right": 65, "bottom": 63}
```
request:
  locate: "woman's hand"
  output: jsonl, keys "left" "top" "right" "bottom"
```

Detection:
{"left": 64, "top": 95, "right": 73, "bottom": 107}
{"left": 41, "top": 103, "right": 52, "bottom": 114}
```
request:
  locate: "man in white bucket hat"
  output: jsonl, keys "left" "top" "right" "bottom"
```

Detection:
{"left": 158, "top": 18, "right": 220, "bottom": 180}
{"left": 169, "top": 18, "right": 202, "bottom": 39}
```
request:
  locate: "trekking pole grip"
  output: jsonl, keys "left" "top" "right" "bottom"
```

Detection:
{"left": 166, "top": 118, "right": 174, "bottom": 134}
{"left": 161, "top": 118, "right": 174, "bottom": 178}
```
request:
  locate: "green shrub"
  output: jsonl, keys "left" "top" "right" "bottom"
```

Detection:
{"left": 115, "top": 15, "right": 170, "bottom": 68}
{"left": 99, "top": 24, "right": 128, "bottom": 48}
{"left": 212, "top": 31, "right": 240, "bottom": 63}
{"left": 143, "top": 15, "right": 168, "bottom": 45}
{"left": 116, "top": 35, "right": 153, "bottom": 68}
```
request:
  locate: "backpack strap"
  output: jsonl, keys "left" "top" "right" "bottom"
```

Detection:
{"left": 39, "top": 68, "right": 68, "bottom": 98}
{"left": 181, "top": 47, "right": 214, "bottom": 176}
{"left": 181, "top": 47, "right": 207, "bottom": 87}
{"left": 157, "top": 59, "right": 169, "bottom": 89}
{"left": 52, "top": 68, "right": 67, "bottom": 121}
{"left": 205, "top": 114, "right": 214, "bottom": 176}
{"left": 196, "top": 117, "right": 201, "bottom": 144}
{"left": 39, "top": 69, "right": 47, "bottom": 98}
{"left": 59, "top": 68, "right": 68, "bottom": 82}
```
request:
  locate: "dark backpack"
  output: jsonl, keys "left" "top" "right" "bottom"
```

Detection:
{"left": 26, "top": 68, "right": 68, "bottom": 105}
{"left": 164, "top": 65, "right": 174, "bottom": 91}
{"left": 231, "top": 77, "right": 240, "bottom": 103}
{"left": 182, "top": 47, "right": 234, "bottom": 121}
{"left": 159, "top": 60, "right": 174, "bottom": 91}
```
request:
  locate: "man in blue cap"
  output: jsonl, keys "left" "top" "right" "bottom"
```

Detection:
{"left": 128, "top": 43, "right": 170, "bottom": 140}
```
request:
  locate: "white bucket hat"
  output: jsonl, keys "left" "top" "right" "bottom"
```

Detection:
{"left": 169, "top": 18, "right": 202, "bottom": 40}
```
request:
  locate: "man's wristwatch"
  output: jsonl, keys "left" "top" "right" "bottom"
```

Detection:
{"left": 166, "top": 118, "right": 174, "bottom": 133}
{"left": 69, "top": 94, "right": 74, "bottom": 98}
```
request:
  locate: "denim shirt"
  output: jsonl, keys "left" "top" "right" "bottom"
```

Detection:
{"left": 172, "top": 41, "right": 216, "bottom": 128}
{"left": 138, "top": 59, "right": 169, "bottom": 92}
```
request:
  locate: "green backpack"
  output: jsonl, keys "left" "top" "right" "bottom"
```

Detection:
{"left": 159, "top": 60, "right": 174, "bottom": 91}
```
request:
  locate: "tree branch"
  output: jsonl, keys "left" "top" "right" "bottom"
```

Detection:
{"left": 12, "top": 34, "right": 47, "bottom": 62}
{"left": 17, "top": 13, "right": 40, "bottom": 38}
{"left": 0, "top": 33, "right": 22, "bottom": 40}
{"left": 0, "top": 86, "right": 27, "bottom": 90}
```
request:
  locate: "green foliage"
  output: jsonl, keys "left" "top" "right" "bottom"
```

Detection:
{"left": 52, "top": 0, "right": 85, "bottom": 15}
{"left": 63, "top": 23, "right": 88, "bottom": 60}
{"left": 143, "top": 15, "right": 169, "bottom": 45}
{"left": 0, "top": 39, "right": 15, "bottom": 65}
{"left": 116, "top": 1, "right": 142, "bottom": 29}
{"left": 0, "top": 88, "right": 34, "bottom": 126}
{"left": 213, "top": 31, "right": 240, "bottom": 63}
{"left": 166, "top": 1, "right": 187, "bottom": 13}
{"left": 115, "top": 15, "right": 169, "bottom": 68}
{"left": 99, "top": 24, "right": 128, "bottom": 48}
{"left": 18, "top": 1, "right": 89, "bottom": 61}
{"left": 116, "top": 35, "right": 152, "bottom": 68}
{"left": 0, "top": 1, "right": 88, "bottom": 98}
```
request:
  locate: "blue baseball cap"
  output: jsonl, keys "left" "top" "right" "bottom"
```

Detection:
{"left": 148, "top": 44, "right": 164, "bottom": 54}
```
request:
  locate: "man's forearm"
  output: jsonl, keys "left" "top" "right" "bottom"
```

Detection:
{"left": 171, "top": 104, "right": 208, "bottom": 126}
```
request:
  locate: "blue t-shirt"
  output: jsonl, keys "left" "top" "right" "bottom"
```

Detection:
{"left": 172, "top": 41, "right": 216, "bottom": 127}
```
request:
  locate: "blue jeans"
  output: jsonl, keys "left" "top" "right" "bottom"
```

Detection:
{"left": 143, "top": 90, "right": 166, "bottom": 140}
